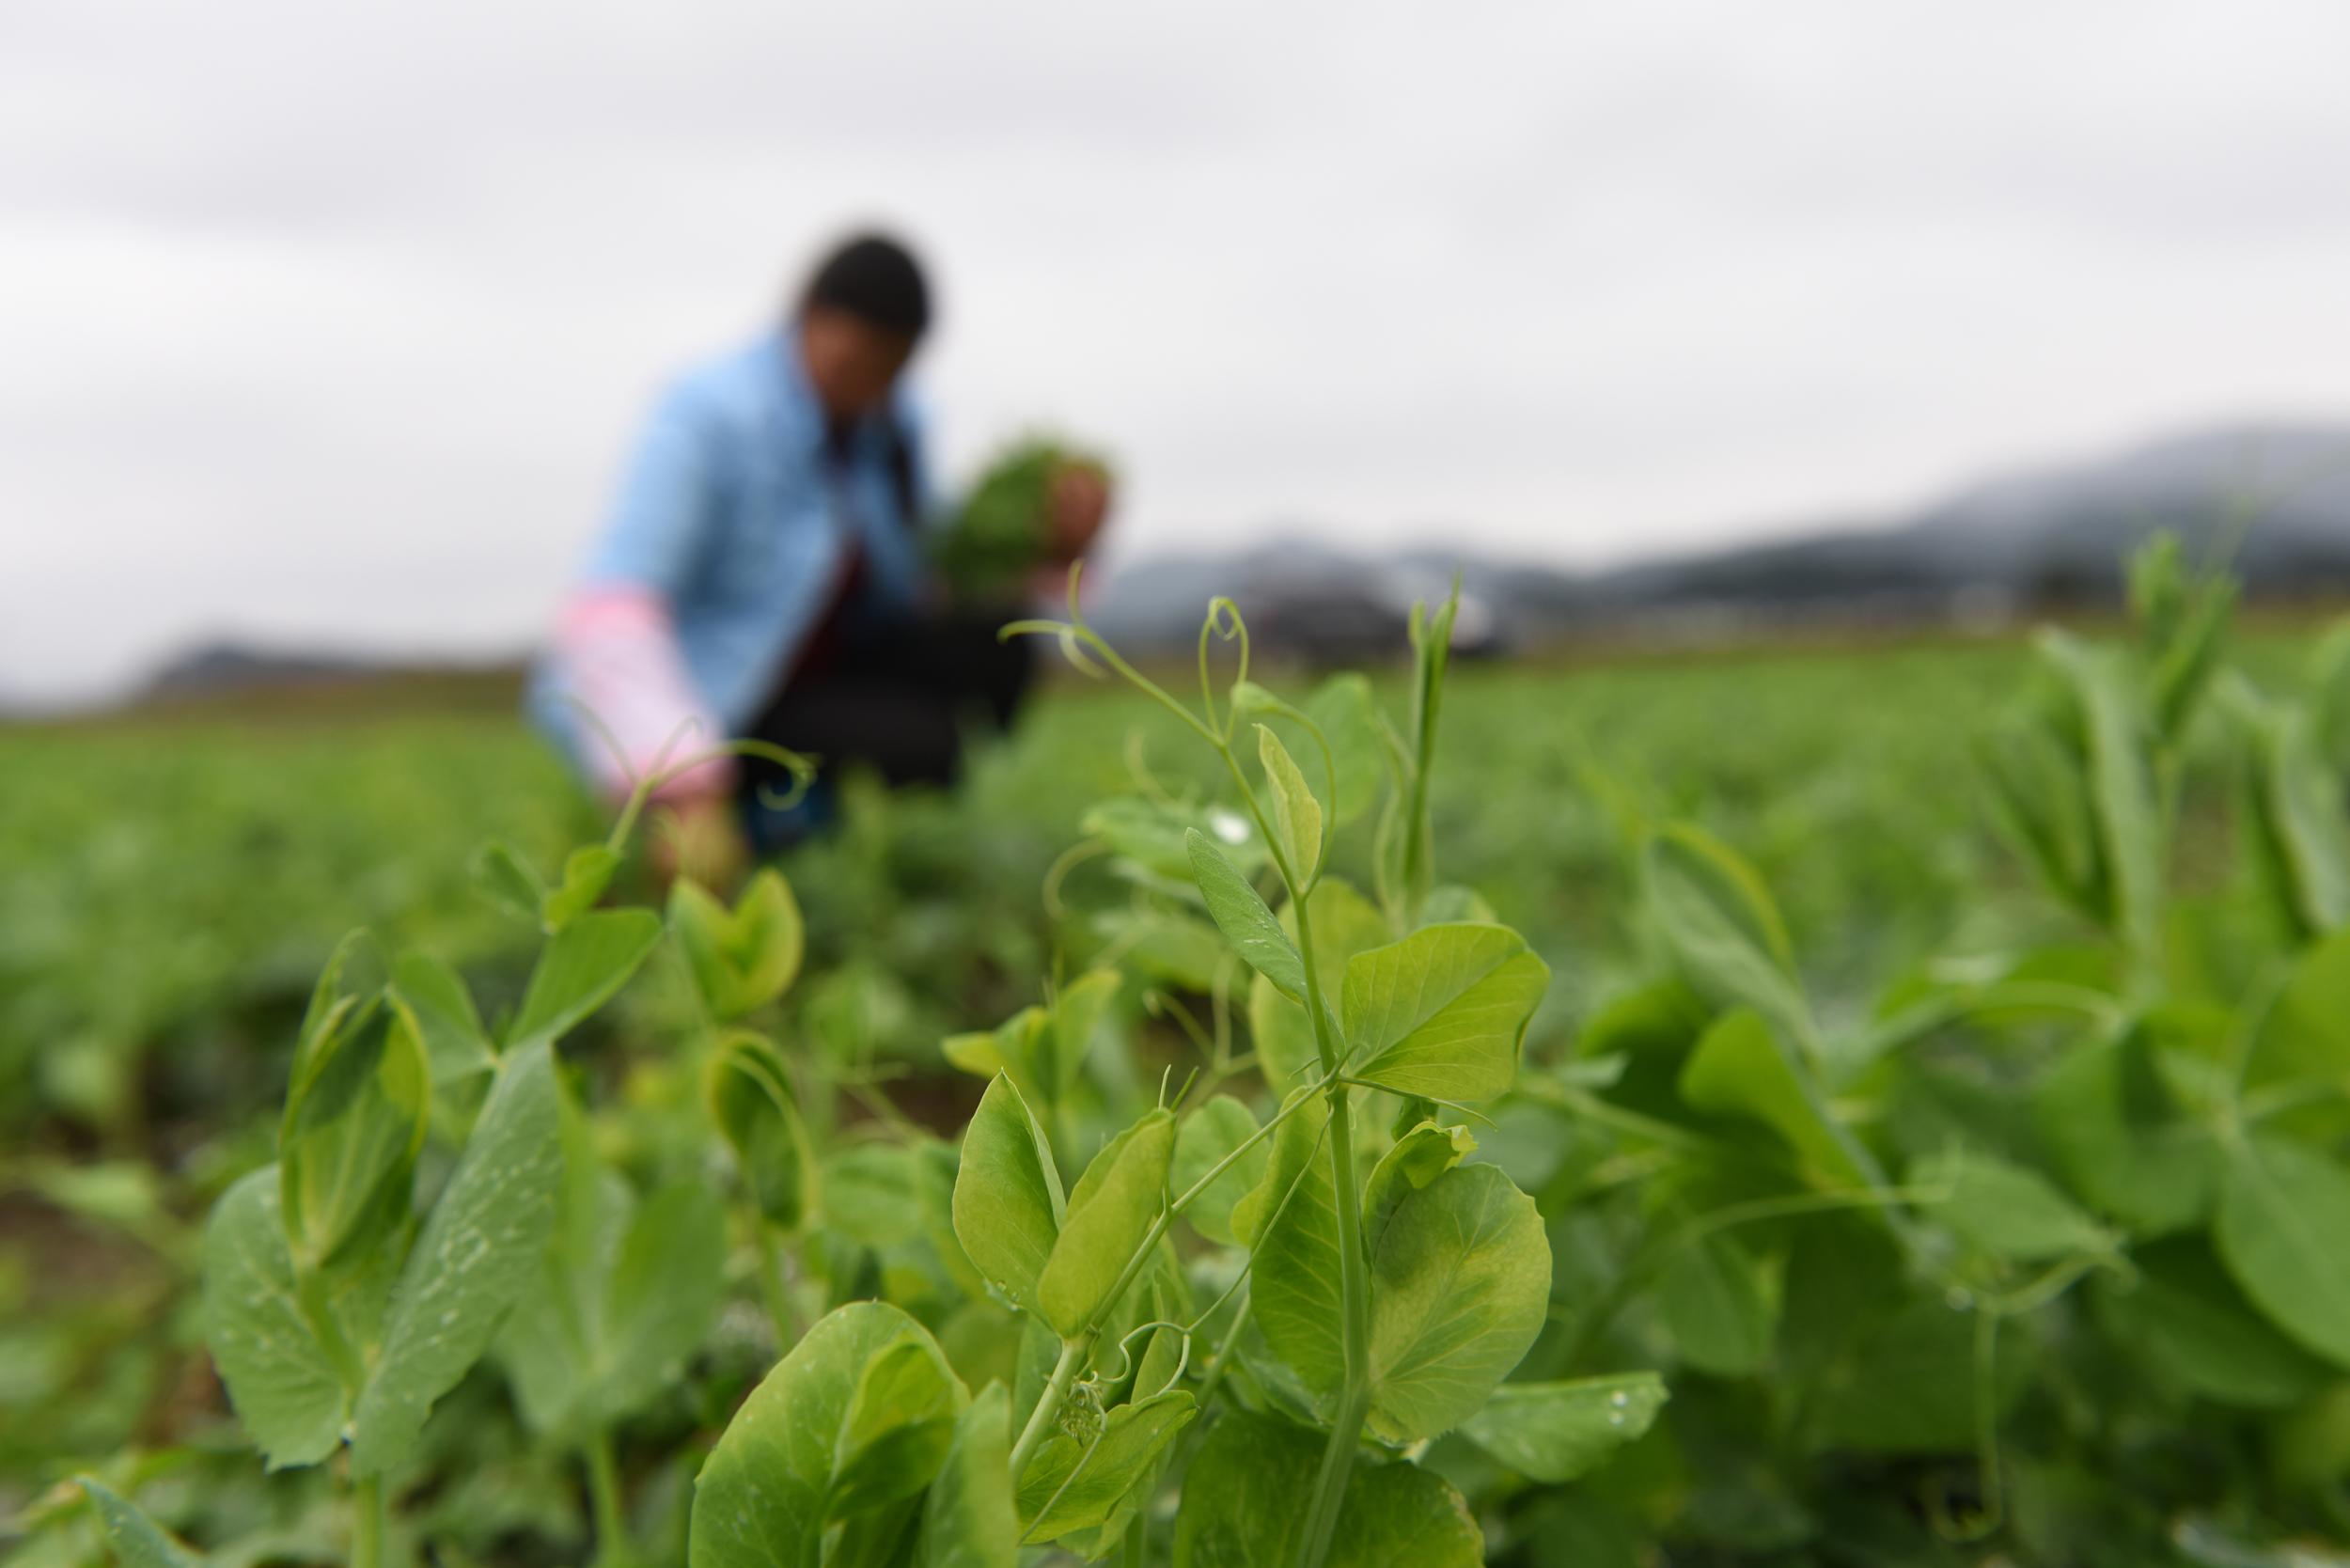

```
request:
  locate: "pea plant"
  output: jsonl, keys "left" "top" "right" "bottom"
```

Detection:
{"left": 67, "top": 745, "right": 813, "bottom": 1568}
{"left": 1479, "top": 536, "right": 2350, "bottom": 1561}
{"left": 70, "top": 540, "right": 2350, "bottom": 1568}
{"left": 67, "top": 585, "right": 1630, "bottom": 1568}
{"left": 196, "top": 885, "right": 660, "bottom": 1568}
{"left": 687, "top": 582, "right": 1634, "bottom": 1567}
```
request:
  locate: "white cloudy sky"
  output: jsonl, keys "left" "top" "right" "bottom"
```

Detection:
{"left": 8, "top": 1, "right": 2350, "bottom": 700}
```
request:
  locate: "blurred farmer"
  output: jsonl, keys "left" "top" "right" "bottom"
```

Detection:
{"left": 530, "top": 234, "right": 1110, "bottom": 882}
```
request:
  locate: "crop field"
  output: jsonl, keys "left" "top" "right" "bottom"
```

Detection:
{"left": 11, "top": 551, "right": 2350, "bottom": 1568}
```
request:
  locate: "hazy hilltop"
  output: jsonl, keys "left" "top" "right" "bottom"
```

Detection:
{"left": 49, "top": 417, "right": 2350, "bottom": 713}
{"left": 1090, "top": 419, "right": 2350, "bottom": 654}
{"left": 1590, "top": 421, "right": 2350, "bottom": 610}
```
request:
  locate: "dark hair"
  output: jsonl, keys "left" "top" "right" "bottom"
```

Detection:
{"left": 802, "top": 232, "right": 931, "bottom": 337}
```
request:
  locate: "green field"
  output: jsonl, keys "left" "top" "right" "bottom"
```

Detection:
{"left": 13, "top": 574, "right": 2350, "bottom": 1568}
{"left": 0, "top": 635, "right": 2056, "bottom": 1130}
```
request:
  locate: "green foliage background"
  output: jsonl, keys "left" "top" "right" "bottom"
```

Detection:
{"left": 8, "top": 603, "right": 2349, "bottom": 1568}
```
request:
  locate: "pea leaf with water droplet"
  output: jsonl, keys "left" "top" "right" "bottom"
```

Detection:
{"left": 1456, "top": 1372, "right": 1668, "bottom": 1482}
{"left": 349, "top": 1037, "right": 563, "bottom": 1476}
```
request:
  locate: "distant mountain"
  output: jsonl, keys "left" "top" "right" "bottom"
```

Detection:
{"left": 142, "top": 641, "right": 401, "bottom": 698}
{"left": 127, "top": 640, "right": 525, "bottom": 714}
{"left": 1590, "top": 421, "right": 2350, "bottom": 611}
{"left": 81, "top": 418, "right": 2350, "bottom": 713}
{"left": 1089, "top": 420, "right": 2350, "bottom": 656}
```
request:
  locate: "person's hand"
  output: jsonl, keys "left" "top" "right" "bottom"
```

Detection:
{"left": 651, "top": 791, "right": 748, "bottom": 893}
{"left": 1044, "top": 462, "right": 1112, "bottom": 564}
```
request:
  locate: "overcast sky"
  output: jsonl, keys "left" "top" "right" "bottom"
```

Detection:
{"left": 9, "top": 1, "right": 2350, "bottom": 700}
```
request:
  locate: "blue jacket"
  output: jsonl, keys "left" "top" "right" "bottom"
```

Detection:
{"left": 528, "top": 328, "right": 937, "bottom": 780}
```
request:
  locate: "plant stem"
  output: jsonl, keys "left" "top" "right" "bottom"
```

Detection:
{"left": 1122, "top": 1504, "right": 1151, "bottom": 1567}
{"left": 351, "top": 1473, "right": 386, "bottom": 1568}
{"left": 1010, "top": 1337, "right": 1088, "bottom": 1481}
{"left": 585, "top": 1426, "right": 633, "bottom": 1568}
{"left": 1289, "top": 892, "right": 1372, "bottom": 1568}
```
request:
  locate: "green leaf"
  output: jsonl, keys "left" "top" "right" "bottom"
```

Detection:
{"left": 952, "top": 1074, "right": 1065, "bottom": 1312}
{"left": 1234, "top": 1088, "right": 1344, "bottom": 1413}
{"left": 1038, "top": 1108, "right": 1175, "bottom": 1338}
{"left": 74, "top": 1477, "right": 206, "bottom": 1568}
{"left": 1248, "top": 878, "right": 1390, "bottom": 1087}
{"left": 1305, "top": 672, "right": 1389, "bottom": 826}
{"left": 2136, "top": 535, "right": 2234, "bottom": 741}
{"left": 918, "top": 1384, "right": 1018, "bottom": 1568}
{"left": 202, "top": 1168, "right": 348, "bottom": 1468}
{"left": 1361, "top": 1120, "right": 1475, "bottom": 1241}
{"left": 299, "top": 930, "right": 384, "bottom": 1043}
{"left": 689, "top": 1302, "right": 967, "bottom": 1568}
{"left": 1910, "top": 1145, "right": 2110, "bottom": 1263}
{"left": 1171, "top": 1410, "right": 1481, "bottom": 1567}
{"left": 912, "top": 1138, "right": 991, "bottom": 1302}
{"left": 2217, "top": 1135, "right": 2350, "bottom": 1369}
{"left": 2094, "top": 1235, "right": 2329, "bottom": 1409}
{"left": 499, "top": 1098, "right": 619, "bottom": 1438}
{"left": 1654, "top": 1229, "right": 1776, "bottom": 1377}
{"left": 1015, "top": 1388, "right": 1196, "bottom": 1544}
{"left": 1643, "top": 823, "right": 1815, "bottom": 1052}
{"left": 2035, "top": 1026, "right": 2217, "bottom": 1234}
{"left": 1576, "top": 977, "right": 1713, "bottom": 1126}
{"left": 542, "top": 843, "right": 619, "bottom": 932}
{"left": 349, "top": 1039, "right": 563, "bottom": 1476}
{"left": 599, "top": 1182, "right": 729, "bottom": 1420}
{"left": 1455, "top": 1372, "right": 1668, "bottom": 1482}
{"left": 278, "top": 1001, "right": 430, "bottom": 1275}
{"left": 505, "top": 909, "right": 664, "bottom": 1054}
{"left": 1398, "top": 592, "right": 1459, "bottom": 918}
{"left": 1581, "top": 979, "right": 1712, "bottom": 1058}
{"left": 2248, "top": 926, "right": 2350, "bottom": 1098}
{"left": 1097, "top": 908, "right": 1227, "bottom": 992}
{"left": 943, "top": 1006, "right": 1046, "bottom": 1101}
{"left": 1047, "top": 969, "right": 1121, "bottom": 1105}
{"left": 499, "top": 1163, "right": 620, "bottom": 1436}
{"left": 27, "top": 1161, "right": 165, "bottom": 1236}
{"left": 390, "top": 951, "right": 496, "bottom": 1084}
{"left": 1365, "top": 1161, "right": 1551, "bottom": 1442}
{"left": 707, "top": 1029, "right": 819, "bottom": 1230}
{"left": 1082, "top": 795, "right": 1263, "bottom": 883}
{"left": 473, "top": 839, "right": 547, "bottom": 924}
{"left": 1418, "top": 885, "right": 1496, "bottom": 924}
{"left": 1341, "top": 923, "right": 1548, "bottom": 1102}
{"left": 943, "top": 980, "right": 1119, "bottom": 1124}
{"left": 670, "top": 869, "right": 805, "bottom": 1022}
{"left": 2237, "top": 694, "right": 2350, "bottom": 939}
{"left": 827, "top": 1141, "right": 925, "bottom": 1249}
{"left": 1678, "top": 1009, "right": 1864, "bottom": 1187}
{"left": 1977, "top": 712, "right": 2106, "bottom": 923}
{"left": 1170, "top": 1095, "right": 1266, "bottom": 1247}
{"left": 1186, "top": 829, "right": 1308, "bottom": 1003}
{"left": 831, "top": 1337, "right": 966, "bottom": 1518}
{"left": 1257, "top": 723, "right": 1324, "bottom": 879}
{"left": 2042, "top": 632, "right": 2165, "bottom": 960}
